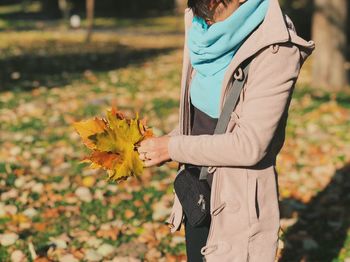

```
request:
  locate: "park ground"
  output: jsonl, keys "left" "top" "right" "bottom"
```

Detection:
{"left": 0, "top": 3, "right": 350, "bottom": 262}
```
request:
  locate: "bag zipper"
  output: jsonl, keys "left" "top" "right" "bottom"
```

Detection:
{"left": 197, "top": 194, "right": 206, "bottom": 212}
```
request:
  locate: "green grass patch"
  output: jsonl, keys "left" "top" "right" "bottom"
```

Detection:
{"left": 152, "top": 98, "right": 178, "bottom": 118}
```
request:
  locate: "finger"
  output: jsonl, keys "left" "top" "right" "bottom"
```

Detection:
{"left": 138, "top": 140, "right": 154, "bottom": 152}
{"left": 144, "top": 158, "right": 161, "bottom": 167}
{"left": 140, "top": 138, "right": 152, "bottom": 147}
{"left": 142, "top": 138, "right": 157, "bottom": 149}
{"left": 139, "top": 153, "right": 146, "bottom": 161}
{"left": 146, "top": 151, "right": 160, "bottom": 160}
{"left": 143, "top": 160, "right": 152, "bottom": 167}
{"left": 156, "top": 160, "right": 167, "bottom": 167}
{"left": 137, "top": 145, "right": 148, "bottom": 154}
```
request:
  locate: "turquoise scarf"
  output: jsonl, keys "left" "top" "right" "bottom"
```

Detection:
{"left": 188, "top": 0, "right": 269, "bottom": 118}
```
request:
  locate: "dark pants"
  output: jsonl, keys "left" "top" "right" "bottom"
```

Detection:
{"left": 184, "top": 213, "right": 211, "bottom": 262}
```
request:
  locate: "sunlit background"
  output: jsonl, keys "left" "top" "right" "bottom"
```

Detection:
{"left": 0, "top": 0, "right": 349, "bottom": 261}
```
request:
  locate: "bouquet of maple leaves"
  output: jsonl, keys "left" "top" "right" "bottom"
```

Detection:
{"left": 73, "top": 107, "right": 153, "bottom": 183}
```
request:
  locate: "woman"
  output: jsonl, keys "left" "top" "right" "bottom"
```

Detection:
{"left": 138, "top": 0, "right": 315, "bottom": 261}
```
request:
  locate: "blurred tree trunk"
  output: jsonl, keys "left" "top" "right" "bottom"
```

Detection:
{"left": 85, "top": 0, "right": 95, "bottom": 42}
{"left": 312, "top": 0, "right": 348, "bottom": 91}
{"left": 58, "top": 0, "right": 70, "bottom": 21}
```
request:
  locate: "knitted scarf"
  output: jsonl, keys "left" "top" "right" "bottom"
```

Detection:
{"left": 188, "top": 0, "right": 269, "bottom": 118}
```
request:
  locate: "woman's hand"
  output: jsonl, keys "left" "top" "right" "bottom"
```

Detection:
{"left": 137, "top": 135, "right": 171, "bottom": 167}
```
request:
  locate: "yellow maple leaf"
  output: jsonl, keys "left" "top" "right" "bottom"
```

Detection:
{"left": 73, "top": 117, "right": 107, "bottom": 149}
{"left": 73, "top": 107, "right": 153, "bottom": 183}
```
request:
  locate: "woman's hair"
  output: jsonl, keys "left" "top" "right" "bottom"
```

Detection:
{"left": 187, "top": 0, "right": 231, "bottom": 20}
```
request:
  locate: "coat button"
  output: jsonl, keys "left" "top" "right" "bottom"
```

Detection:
{"left": 270, "top": 44, "right": 279, "bottom": 54}
{"left": 207, "top": 166, "right": 217, "bottom": 174}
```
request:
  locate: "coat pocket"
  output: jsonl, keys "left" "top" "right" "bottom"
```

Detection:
{"left": 247, "top": 175, "right": 261, "bottom": 225}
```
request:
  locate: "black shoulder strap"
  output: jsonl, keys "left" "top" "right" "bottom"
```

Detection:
{"left": 199, "top": 60, "right": 251, "bottom": 181}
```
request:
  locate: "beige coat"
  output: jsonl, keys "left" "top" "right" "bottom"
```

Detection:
{"left": 165, "top": 0, "right": 315, "bottom": 261}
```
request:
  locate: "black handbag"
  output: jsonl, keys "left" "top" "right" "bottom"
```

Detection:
{"left": 174, "top": 166, "right": 211, "bottom": 227}
{"left": 173, "top": 60, "right": 251, "bottom": 228}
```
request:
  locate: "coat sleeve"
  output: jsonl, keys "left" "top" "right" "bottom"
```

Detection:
{"left": 167, "top": 43, "right": 301, "bottom": 167}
